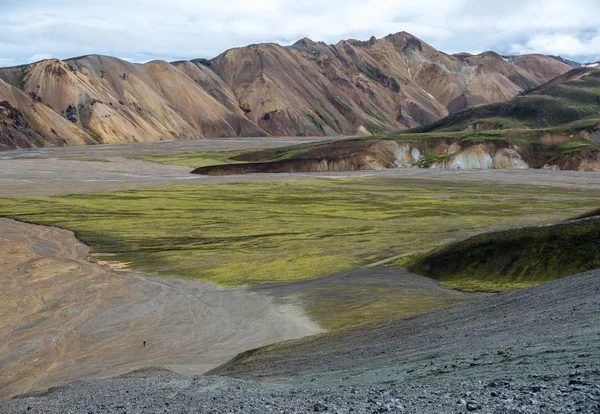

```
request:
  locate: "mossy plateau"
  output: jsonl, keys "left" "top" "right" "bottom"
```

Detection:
{"left": 0, "top": 178, "right": 598, "bottom": 288}
{"left": 198, "top": 126, "right": 597, "bottom": 170}
{"left": 135, "top": 147, "right": 321, "bottom": 168}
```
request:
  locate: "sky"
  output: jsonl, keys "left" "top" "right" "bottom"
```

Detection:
{"left": 1, "top": 0, "right": 599, "bottom": 67}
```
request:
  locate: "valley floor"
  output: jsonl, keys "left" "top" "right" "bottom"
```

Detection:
{"left": 1, "top": 139, "right": 599, "bottom": 412}
{"left": 1, "top": 137, "right": 600, "bottom": 198}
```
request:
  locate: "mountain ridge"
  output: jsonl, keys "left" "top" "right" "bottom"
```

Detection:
{"left": 0, "top": 32, "right": 572, "bottom": 149}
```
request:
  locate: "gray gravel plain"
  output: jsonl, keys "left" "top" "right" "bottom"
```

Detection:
{"left": 2, "top": 137, "right": 600, "bottom": 197}
{"left": 3, "top": 270, "right": 599, "bottom": 413}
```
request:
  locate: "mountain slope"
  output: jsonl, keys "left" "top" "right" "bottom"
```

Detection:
{"left": 0, "top": 33, "right": 572, "bottom": 149}
{"left": 0, "top": 56, "right": 266, "bottom": 145}
{"left": 548, "top": 55, "right": 582, "bottom": 68}
{"left": 0, "top": 79, "right": 93, "bottom": 150}
{"left": 209, "top": 33, "right": 569, "bottom": 136}
{"left": 414, "top": 66, "right": 600, "bottom": 132}
{"left": 5, "top": 269, "right": 597, "bottom": 412}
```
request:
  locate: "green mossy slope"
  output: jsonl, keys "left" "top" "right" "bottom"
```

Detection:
{"left": 406, "top": 215, "right": 600, "bottom": 291}
{"left": 413, "top": 67, "right": 600, "bottom": 132}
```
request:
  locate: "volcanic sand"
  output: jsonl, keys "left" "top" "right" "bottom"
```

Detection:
{"left": 0, "top": 218, "right": 321, "bottom": 399}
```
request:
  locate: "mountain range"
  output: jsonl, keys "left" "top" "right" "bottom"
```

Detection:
{"left": 0, "top": 32, "right": 572, "bottom": 149}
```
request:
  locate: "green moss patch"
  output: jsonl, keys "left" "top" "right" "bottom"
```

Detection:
{"left": 305, "top": 113, "right": 325, "bottom": 133}
{"left": 307, "top": 285, "right": 464, "bottom": 330}
{"left": 0, "top": 178, "right": 598, "bottom": 287}
{"left": 413, "top": 152, "right": 450, "bottom": 168}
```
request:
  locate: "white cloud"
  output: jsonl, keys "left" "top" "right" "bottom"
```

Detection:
{"left": 0, "top": 58, "right": 15, "bottom": 67}
{"left": 27, "top": 53, "right": 53, "bottom": 62}
{"left": 510, "top": 32, "right": 600, "bottom": 62}
{"left": 1, "top": 0, "right": 599, "bottom": 67}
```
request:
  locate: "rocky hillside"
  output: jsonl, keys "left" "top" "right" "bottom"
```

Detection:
{"left": 0, "top": 33, "right": 571, "bottom": 149}
{"left": 192, "top": 135, "right": 600, "bottom": 175}
{"left": 0, "top": 79, "right": 93, "bottom": 150}
{"left": 207, "top": 34, "right": 564, "bottom": 136}
{"left": 548, "top": 55, "right": 582, "bottom": 68}
{"left": 0, "top": 56, "right": 266, "bottom": 147}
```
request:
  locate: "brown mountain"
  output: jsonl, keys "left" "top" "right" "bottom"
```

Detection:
{"left": 0, "top": 79, "right": 93, "bottom": 150}
{"left": 0, "top": 32, "right": 571, "bottom": 149}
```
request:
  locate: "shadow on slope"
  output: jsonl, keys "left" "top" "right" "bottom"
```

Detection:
{"left": 252, "top": 267, "right": 476, "bottom": 331}
{"left": 208, "top": 269, "right": 600, "bottom": 398}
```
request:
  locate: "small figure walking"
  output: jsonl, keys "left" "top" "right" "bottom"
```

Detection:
{"left": 143, "top": 340, "right": 146, "bottom": 347}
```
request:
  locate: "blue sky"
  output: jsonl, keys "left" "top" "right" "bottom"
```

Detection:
{"left": 1, "top": 0, "right": 599, "bottom": 67}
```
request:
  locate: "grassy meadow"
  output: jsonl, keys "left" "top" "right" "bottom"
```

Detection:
{"left": 0, "top": 178, "right": 599, "bottom": 289}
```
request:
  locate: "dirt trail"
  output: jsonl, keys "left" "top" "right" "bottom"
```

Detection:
{"left": 0, "top": 218, "right": 321, "bottom": 399}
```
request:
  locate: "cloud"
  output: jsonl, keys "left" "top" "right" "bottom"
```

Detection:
{"left": 27, "top": 53, "right": 53, "bottom": 63}
{"left": 0, "top": 58, "right": 15, "bottom": 67}
{"left": 510, "top": 32, "right": 600, "bottom": 62}
{"left": 1, "top": 0, "right": 599, "bottom": 67}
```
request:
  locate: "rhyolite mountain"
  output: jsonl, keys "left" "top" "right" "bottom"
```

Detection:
{"left": 548, "top": 55, "right": 582, "bottom": 68}
{"left": 0, "top": 32, "right": 572, "bottom": 149}
{"left": 193, "top": 66, "right": 600, "bottom": 174}
{"left": 415, "top": 66, "right": 600, "bottom": 132}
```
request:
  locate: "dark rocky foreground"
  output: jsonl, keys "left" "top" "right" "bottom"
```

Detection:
{"left": 2, "top": 270, "right": 600, "bottom": 413}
